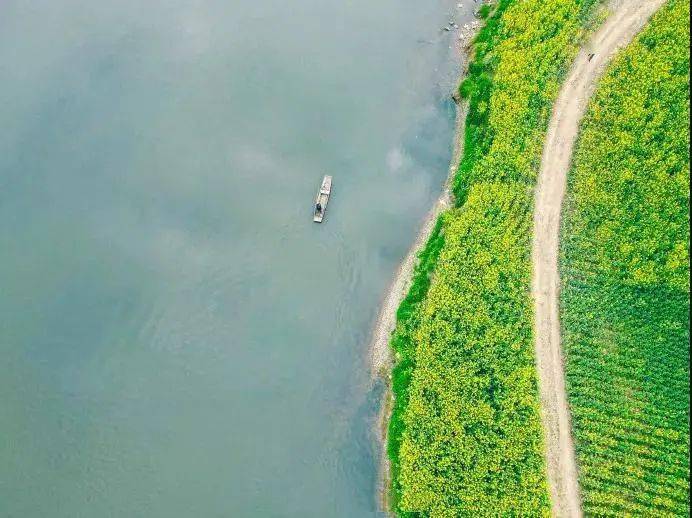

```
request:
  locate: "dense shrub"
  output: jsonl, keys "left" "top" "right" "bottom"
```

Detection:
{"left": 561, "top": 0, "right": 690, "bottom": 514}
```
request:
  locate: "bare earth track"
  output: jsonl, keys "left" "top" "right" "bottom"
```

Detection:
{"left": 532, "top": 0, "right": 667, "bottom": 516}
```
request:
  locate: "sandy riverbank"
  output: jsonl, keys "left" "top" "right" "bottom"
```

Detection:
{"left": 368, "top": 22, "right": 479, "bottom": 378}
{"left": 372, "top": 98, "right": 468, "bottom": 514}
{"left": 369, "top": 21, "right": 479, "bottom": 507}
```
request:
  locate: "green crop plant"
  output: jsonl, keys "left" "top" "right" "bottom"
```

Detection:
{"left": 560, "top": 0, "right": 690, "bottom": 515}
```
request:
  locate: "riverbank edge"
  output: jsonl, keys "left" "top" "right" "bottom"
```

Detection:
{"left": 370, "top": 40, "right": 477, "bottom": 514}
{"left": 370, "top": 0, "right": 609, "bottom": 511}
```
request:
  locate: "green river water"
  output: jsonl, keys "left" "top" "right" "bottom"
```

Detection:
{"left": 0, "top": 1, "right": 475, "bottom": 515}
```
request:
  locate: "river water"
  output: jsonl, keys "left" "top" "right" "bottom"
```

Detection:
{"left": 0, "top": 1, "right": 474, "bottom": 516}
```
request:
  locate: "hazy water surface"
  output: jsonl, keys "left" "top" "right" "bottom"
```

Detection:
{"left": 0, "top": 1, "right": 475, "bottom": 515}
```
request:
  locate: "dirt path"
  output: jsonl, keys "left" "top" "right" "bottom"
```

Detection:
{"left": 532, "top": 0, "right": 666, "bottom": 516}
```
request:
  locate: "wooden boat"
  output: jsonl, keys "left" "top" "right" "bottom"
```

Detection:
{"left": 313, "top": 175, "right": 332, "bottom": 223}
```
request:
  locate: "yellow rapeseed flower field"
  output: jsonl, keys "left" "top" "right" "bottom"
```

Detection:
{"left": 387, "top": 0, "right": 601, "bottom": 515}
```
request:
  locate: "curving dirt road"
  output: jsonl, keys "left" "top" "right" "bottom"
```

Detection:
{"left": 532, "top": 0, "right": 666, "bottom": 516}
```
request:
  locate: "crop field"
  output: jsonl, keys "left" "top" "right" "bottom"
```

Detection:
{"left": 387, "top": 0, "right": 599, "bottom": 514}
{"left": 560, "top": 0, "right": 690, "bottom": 515}
{"left": 399, "top": 184, "right": 548, "bottom": 514}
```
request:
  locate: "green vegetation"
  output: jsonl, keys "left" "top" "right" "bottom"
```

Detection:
{"left": 455, "top": 0, "right": 598, "bottom": 202}
{"left": 560, "top": 0, "right": 691, "bottom": 515}
{"left": 399, "top": 184, "right": 547, "bottom": 514}
{"left": 387, "top": 0, "right": 600, "bottom": 514}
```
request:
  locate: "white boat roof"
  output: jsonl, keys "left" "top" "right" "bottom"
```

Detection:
{"left": 320, "top": 175, "right": 332, "bottom": 194}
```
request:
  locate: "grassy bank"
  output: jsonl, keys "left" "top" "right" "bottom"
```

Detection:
{"left": 386, "top": 0, "right": 599, "bottom": 514}
{"left": 560, "top": 0, "right": 690, "bottom": 514}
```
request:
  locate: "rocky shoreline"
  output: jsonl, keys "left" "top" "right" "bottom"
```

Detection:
{"left": 370, "top": 13, "right": 481, "bottom": 508}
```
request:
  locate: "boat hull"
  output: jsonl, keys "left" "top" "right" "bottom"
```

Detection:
{"left": 313, "top": 175, "right": 332, "bottom": 223}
